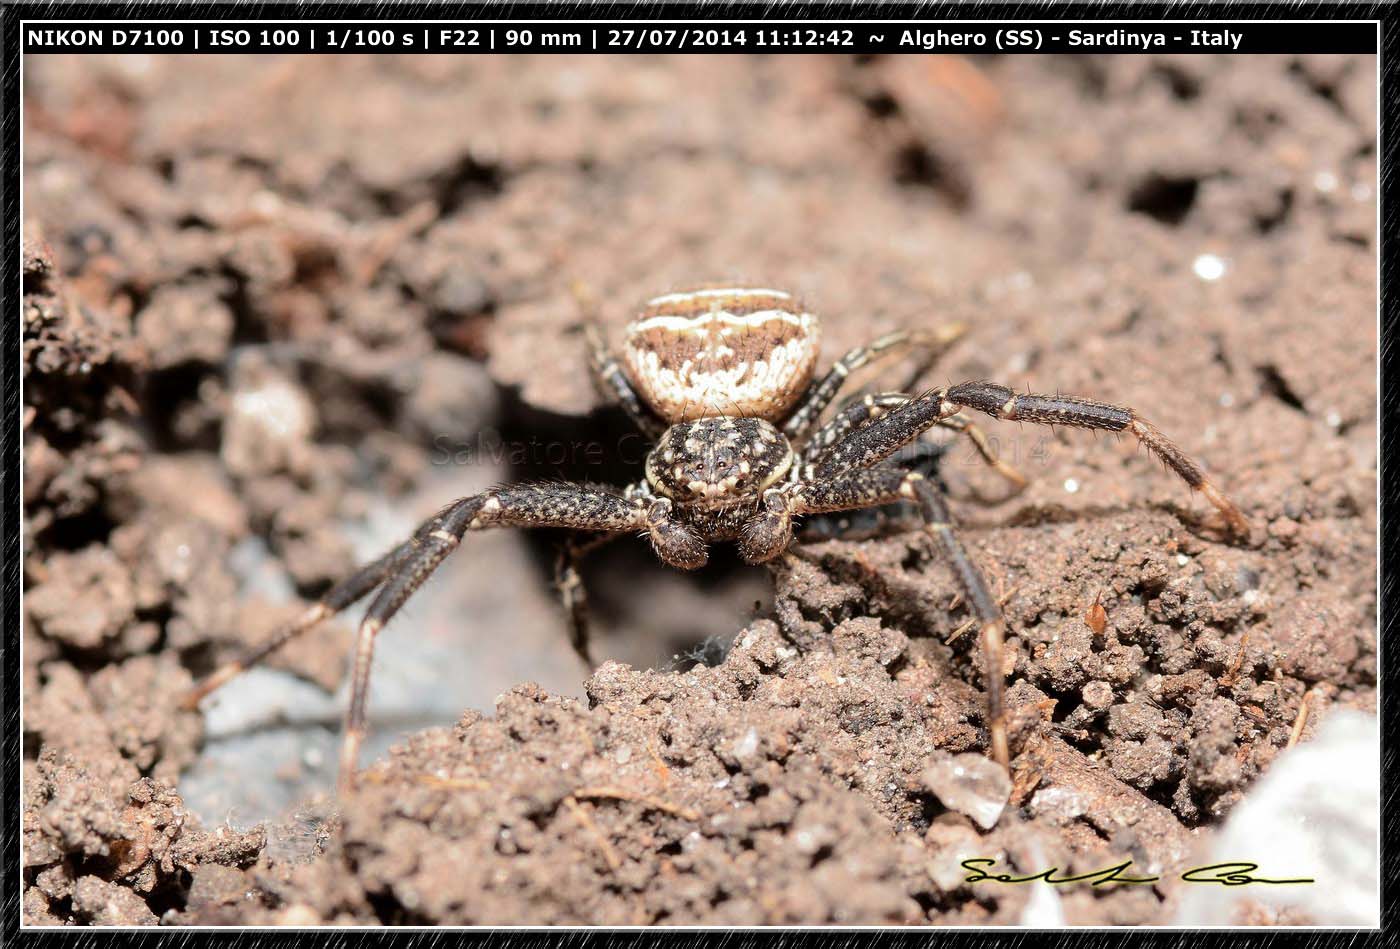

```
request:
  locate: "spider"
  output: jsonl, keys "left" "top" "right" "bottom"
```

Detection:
{"left": 183, "top": 286, "right": 1251, "bottom": 792}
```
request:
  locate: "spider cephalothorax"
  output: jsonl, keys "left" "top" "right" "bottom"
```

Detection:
{"left": 645, "top": 417, "right": 793, "bottom": 506}
{"left": 185, "top": 284, "right": 1252, "bottom": 797}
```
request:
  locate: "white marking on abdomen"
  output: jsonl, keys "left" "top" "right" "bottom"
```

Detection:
{"left": 645, "top": 287, "right": 793, "bottom": 306}
{"left": 629, "top": 310, "right": 811, "bottom": 334}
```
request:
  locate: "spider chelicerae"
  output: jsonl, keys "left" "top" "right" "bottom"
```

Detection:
{"left": 184, "top": 286, "right": 1251, "bottom": 791}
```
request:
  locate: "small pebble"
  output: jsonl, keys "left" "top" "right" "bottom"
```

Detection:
{"left": 1021, "top": 878, "right": 1067, "bottom": 926}
{"left": 923, "top": 816, "right": 984, "bottom": 890}
{"left": 731, "top": 728, "right": 759, "bottom": 762}
{"left": 275, "top": 904, "right": 322, "bottom": 926}
{"left": 1029, "top": 785, "right": 1089, "bottom": 823}
{"left": 921, "top": 752, "right": 1012, "bottom": 830}
{"left": 1193, "top": 253, "right": 1228, "bottom": 281}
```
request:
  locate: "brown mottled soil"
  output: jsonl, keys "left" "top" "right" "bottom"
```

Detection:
{"left": 22, "top": 53, "right": 1375, "bottom": 925}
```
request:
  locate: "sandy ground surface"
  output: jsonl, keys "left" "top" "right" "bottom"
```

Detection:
{"left": 22, "top": 53, "right": 1376, "bottom": 925}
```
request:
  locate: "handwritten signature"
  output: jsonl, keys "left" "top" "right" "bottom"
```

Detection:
{"left": 961, "top": 858, "right": 1315, "bottom": 887}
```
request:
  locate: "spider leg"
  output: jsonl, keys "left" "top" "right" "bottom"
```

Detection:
{"left": 179, "top": 499, "right": 469, "bottom": 709}
{"left": 571, "top": 281, "right": 664, "bottom": 439}
{"left": 338, "top": 484, "right": 692, "bottom": 791}
{"left": 799, "top": 392, "right": 910, "bottom": 461}
{"left": 935, "top": 412, "right": 1029, "bottom": 495}
{"left": 800, "top": 393, "right": 1026, "bottom": 495}
{"left": 902, "top": 475, "right": 1012, "bottom": 768}
{"left": 796, "top": 437, "right": 948, "bottom": 542}
{"left": 552, "top": 530, "right": 625, "bottom": 666}
{"left": 816, "top": 381, "right": 1250, "bottom": 536}
{"left": 188, "top": 482, "right": 671, "bottom": 793}
{"left": 781, "top": 324, "right": 966, "bottom": 442}
{"left": 583, "top": 319, "right": 666, "bottom": 440}
{"left": 748, "top": 467, "right": 1012, "bottom": 768}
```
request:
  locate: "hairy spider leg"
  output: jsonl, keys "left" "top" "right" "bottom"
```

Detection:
{"left": 553, "top": 530, "right": 627, "bottom": 665}
{"left": 929, "top": 413, "right": 1031, "bottom": 494}
{"left": 781, "top": 324, "right": 966, "bottom": 442}
{"left": 584, "top": 322, "right": 666, "bottom": 439}
{"left": 800, "top": 392, "right": 1027, "bottom": 493}
{"left": 904, "top": 475, "right": 1011, "bottom": 767}
{"left": 750, "top": 466, "right": 1012, "bottom": 767}
{"left": 179, "top": 499, "right": 472, "bottom": 709}
{"left": 815, "top": 381, "right": 1251, "bottom": 536}
{"left": 187, "top": 483, "right": 670, "bottom": 792}
{"left": 339, "top": 485, "right": 665, "bottom": 791}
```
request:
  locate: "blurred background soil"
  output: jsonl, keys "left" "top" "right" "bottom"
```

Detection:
{"left": 22, "top": 53, "right": 1376, "bottom": 925}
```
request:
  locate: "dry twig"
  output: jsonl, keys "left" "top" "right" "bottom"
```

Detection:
{"left": 563, "top": 795, "right": 621, "bottom": 872}
{"left": 571, "top": 785, "right": 701, "bottom": 822}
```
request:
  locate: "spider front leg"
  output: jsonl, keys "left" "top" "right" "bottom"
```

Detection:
{"left": 742, "top": 467, "right": 1012, "bottom": 768}
{"left": 184, "top": 482, "right": 699, "bottom": 793}
{"left": 782, "top": 323, "right": 967, "bottom": 442}
{"left": 817, "top": 381, "right": 1251, "bottom": 537}
{"left": 800, "top": 392, "right": 1027, "bottom": 496}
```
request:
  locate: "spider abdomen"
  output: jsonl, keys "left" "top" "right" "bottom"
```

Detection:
{"left": 622, "top": 287, "right": 821, "bottom": 423}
